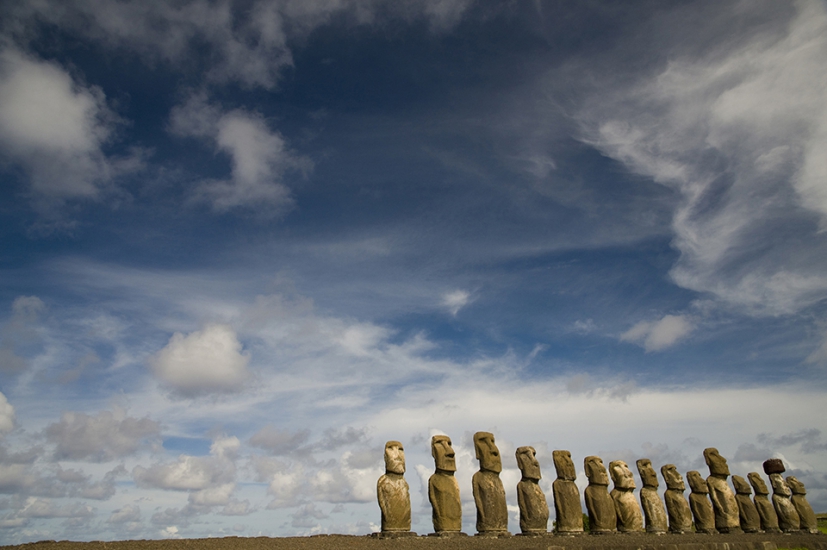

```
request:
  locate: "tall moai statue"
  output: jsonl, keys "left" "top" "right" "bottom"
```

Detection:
{"left": 731, "top": 475, "right": 760, "bottom": 533}
{"left": 687, "top": 470, "right": 717, "bottom": 534}
{"left": 703, "top": 448, "right": 741, "bottom": 533}
{"left": 764, "top": 459, "right": 799, "bottom": 533}
{"left": 609, "top": 460, "right": 644, "bottom": 533}
{"left": 584, "top": 456, "right": 616, "bottom": 534}
{"left": 748, "top": 472, "right": 780, "bottom": 533}
{"left": 786, "top": 476, "right": 818, "bottom": 534}
{"left": 552, "top": 450, "right": 584, "bottom": 535}
{"left": 661, "top": 464, "right": 692, "bottom": 534}
{"left": 376, "top": 441, "right": 413, "bottom": 536}
{"left": 636, "top": 459, "right": 667, "bottom": 534}
{"left": 428, "top": 435, "right": 463, "bottom": 535}
{"left": 515, "top": 446, "right": 549, "bottom": 535}
{"left": 471, "top": 431, "right": 510, "bottom": 536}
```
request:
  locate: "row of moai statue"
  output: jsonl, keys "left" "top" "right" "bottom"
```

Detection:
{"left": 376, "top": 434, "right": 820, "bottom": 537}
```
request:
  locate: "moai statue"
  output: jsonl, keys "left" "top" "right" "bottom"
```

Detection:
{"left": 376, "top": 441, "right": 413, "bottom": 536}
{"left": 584, "top": 456, "right": 616, "bottom": 534}
{"left": 786, "top": 476, "right": 818, "bottom": 534}
{"left": 748, "top": 472, "right": 780, "bottom": 533}
{"left": 636, "top": 459, "right": 667, "bottom": 534}
{"left": 703, "top": 448, "right": 741, "bottom": 533}
{"left": 687, "top": 470, "right": 717, "bottom": 534}
{"left": 472, "top": 431, "right": 510, "bottom": 536}
{"left": 764, "top": 459, "right": 800, "bottom": 533}
{"left": 661, "top": 464, "right": 692, "bottom": 534}
{"left": 609, "top": 460, "right": 644, "bottom": 533}
{"left": 428, "top": 435, "right": 464, "bottom": 535}
{"left": 552, "top": 450, "right": 584, "bottom": 535}
{"left": 731, "top": 475, "right": 761, "bottom": 533}
{"left": 515, "top": 446, "right": 549, "bottom": 535}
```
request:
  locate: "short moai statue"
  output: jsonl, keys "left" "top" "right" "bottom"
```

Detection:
{"left": 552, "top": 450, "right": 584, "bottom": 535}
{"left": 786, "top": 476, "right": 818, "bottom": 534}
{"left": 584, "top": 456, "right": 616, "bottom": 534}
{"left": 428, "top": 435, "right": 464, "bottom": 536}
{"left": 610, "top": 460, "right": 644, "bottom": 533}
{"left": 748, "top": 472, "right": 780, "bottom": 533}
{"left": 636, "top": 458, "right": 667, "bottom": 534}
{"left": 515, "top": 446, "right": 549, "bottom": 535}
{"left": 764, "top": 459, "right": 800, "bottom": 533}
{"left": 376, "top": 441, "right": 413, "bottom": 536}
{"left": 661, "top": 464, "right": 692, "bottom": 534}
{"left": 703, "top": 448, "right": 741, "bottom": 533}
{"left": 472, "top": 431, "right": 510, "bottom": 536}
{"left": 731, "top": 475, "right": 761, "bottom": 533}
{"left": 687, "top": 470, "right": 717, "bottom": 534}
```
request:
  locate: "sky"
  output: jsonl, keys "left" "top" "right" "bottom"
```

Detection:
{"left": 0, "top": 0, "right": 826, "bottom": 542}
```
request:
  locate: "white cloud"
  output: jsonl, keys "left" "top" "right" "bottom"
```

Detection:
{"left": 806, "top": 329, "right": 827, "bottom": 366}
{"left": 0, "top": 393, "right": 15, "bottom": 435}
{"left": 149, "top": 324, "right": 250, "bottom": 397}
{"left": 107, "top": 504, "right": 141, "bottom": 524}
{"left": 44, "top": 408, "right": 159, "bottom": 462}
{"left": 620, "top": 314, "right": 694, "bottom": 352}
{"left": 441, "top": 289, "right": 472, "bottom": 316}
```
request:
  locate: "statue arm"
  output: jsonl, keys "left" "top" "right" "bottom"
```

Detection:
{"left": 517, "top": 483, "right": 527, "bottom": 520}
{"left": 377, "top": 478, "right": 389, "bottom": 516}
{"left": 472, "top": 474, "right": 485, "bottom": 525}
{"left": 428, "top": 478, "right": 439, "bottom": 516}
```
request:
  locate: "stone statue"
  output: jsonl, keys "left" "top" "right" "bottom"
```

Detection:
{"left": 515, "top": 446, "right": 549, "bottom": 535}
{"left": 786, "top": 476, "right": 818, "bottom": 534}
{"left": 731, "top": 475, "right": 760, "bottom": 533}
{"left": 687, "top": 470, "right": 717, "bottom": 534}
{"left": 609, "top": 460, "right": 643, "bottom": 533}
{"left": 552, "top": 450, "right": 583, "bottom": 535}
{"left": 636, "top": 458, "right": 667, "bottom": 534}
{"left": 428, "top": 435, "right": 463, "bottom": 535}
{"left": 377, "top": 441, "right": 413, "bottom": 536}
{"left": 472, "top": 431, "right": 509, "bottom": 536}
{"left": 584, "top": 455, "right": 616, "bottom": 534}
{"left": 703, "top": 448, "right": 741, "bottom": 533}
{"left": 764, "top": 459, "right": 799, "bottom": 533}
{"left": 748, "top": 472, "right": 779, "bottom": 533}
{"left": 661, "top": 464, "right": 692, "bottom": 534}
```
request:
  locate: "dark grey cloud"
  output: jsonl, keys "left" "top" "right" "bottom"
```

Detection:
{"left": 44, "top": 409, "right": 161, "bottom": 462}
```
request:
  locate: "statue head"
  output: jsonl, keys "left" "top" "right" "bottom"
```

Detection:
{"left": 748, "top": 472, "right": 769, "bottom": 495}
{"left": 687, "top": 470, "right": 708, "bottom": 494}
{"left": 553, "top": 450, "right": 576, "bottom": 481}
{"left": 584, "top": 455, "right": 609, "bottom": 486}
{"left": 703, "top": 447, "right": 730, "bottom": 477}
{"left": 731, "top": 475, "right": 751, "bottom": 495}
{"left": 610, "top": 460, "right": 636, "bottom": 490}
{"left": 516, "top": 446, "right": 541, "bottom": 481}
{"left": 769, "top": 473, "right": 790, "bottom": 496}
{"left": 785, "top": 476, "right": 806, "bottom": 496}
{"left": 636, "top": 458, "right": 658, "bottom": 489}
{"left": 473, "top": 431, "right": 502, "bottom": 473}
{"left": 384, "top": 440, "right": 405, "bottom": 475}
{"left": 431, "top": 435, "right": 456, "bottom": 472}
{"left": 661, "top": 464, "right": 685, "bottom": 491}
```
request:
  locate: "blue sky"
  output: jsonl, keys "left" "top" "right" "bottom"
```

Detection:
{"left": 0, "top": 0, "right": 826, "bottom": 542}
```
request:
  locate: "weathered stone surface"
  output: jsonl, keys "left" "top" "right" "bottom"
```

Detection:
{"left": 661, "top": 464, "right": 693, "bottom": 534}
{"left": 704, "top": 448, "right": 741, "bottom": 534}
{"left": 428, "top": 435, "right": 462, "bottom": 534}
{"left": 584, "top": 455, "right": 616, "bottom": 534}
{"left": 515, "top": 446, "right": 549, "bottom": 534}
{"left": 731, "top": 475, "right": 760, "bottom": 533}
{"left": 610, "top": 460, "right": 644, "bottom": 533}
{"left": 472, "top": 431, "right": 509, "bottom": 535}
{"left": 786, "top": 476, "right": 818, "bottom": 534}
{"left": 377, "top": 441, "right": 411, "bottom": 533}
{"left": 553, "top": 450, "right": 584, "bottom": 535}
{"left": 763, "top": 459, "right": 785, "bottom": 475}
{"left": 748, "top": 472, "right": 780, "bottom": 533}
{"left": 768, "top": 473, "right": 799, "bottom": 533}
{"left": 687, "top": 470, "right": 717, "bottom": 534}
{"left": 637, "top": 459, "right": 668, "bottom": 534}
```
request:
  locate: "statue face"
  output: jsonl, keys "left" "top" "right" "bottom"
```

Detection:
{"left": 431, "top": 435, "right": 456, "bottom": 472}
{"left": 785, "top": 476, "right": 806, "bottom": 495}
{"left": 687, "top": 470, "right": 708, "bottom": 494}
{"left": 474, "top": 431, "right": 502, "bottom": 473}
{"left": 516, "top": 446, "right": 541, "bottom": 481}
{"left": 703, "top": 447, "right": 730, "bottom": 477}
{"left": 661, "top": 464, "right": 685, "bottom": 491}
{"left": 769, "top": 473, "right": 790, "bottom": 496}
{"left": 636, "top": 458, "right": 658, "bottom": 488}
{"left": 384, "top": 440, "right": 405, "bottom": 475}
{"left": 748, "top": 472, "right": 769, "bottom": 495}
{"left": 731, "top": 475, "right": 751, "bottom": 495}
{"left": 553, "top": 450, "right": 576, "bottom": 481}
{"left": 610, "top": 460, "right": 636, "bottom": 490}
{"left": 584, "top": 455, "right": 609, "bottom": 486}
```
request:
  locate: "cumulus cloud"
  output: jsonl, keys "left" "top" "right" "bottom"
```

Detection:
{"left": 44, "top": 408, "right": 160, "bottom": 462}
{"left": 441, "top": 289, "right": 472, "bottom": 316}
{"left": 249, "top": 426, "right": 310, "bottom": 455}
{"left": 149, "top": 324, "right": 250, "bottom": 397}
{"left": 107, "top": 504, "right": 141, "bottom": 524}
{"left": 620, "top": 314, "right": 694, "bottom": 352}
